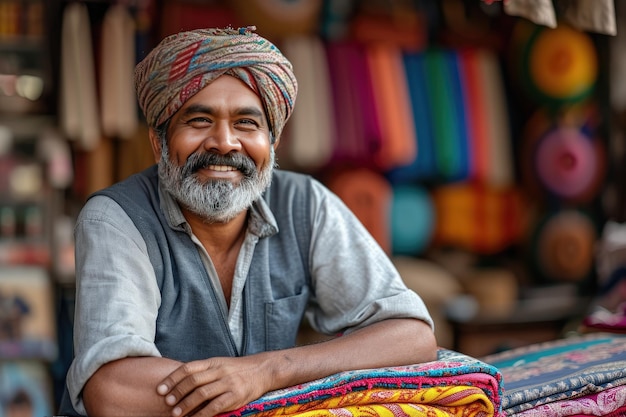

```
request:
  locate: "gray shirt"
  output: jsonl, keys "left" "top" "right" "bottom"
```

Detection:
{"left": 67, "top": 175, "right": 433, "bottom": 414}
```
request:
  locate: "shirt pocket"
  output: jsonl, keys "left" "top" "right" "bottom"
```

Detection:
{"left": 264, "top": 286, "right": 310, "bottom": 350}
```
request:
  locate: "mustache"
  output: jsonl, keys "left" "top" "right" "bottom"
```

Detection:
{"left": 181, "top": 152, "right": 257, "bottom": 178}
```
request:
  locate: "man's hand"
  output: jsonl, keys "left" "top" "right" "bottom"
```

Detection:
{"left": 157, "top": 355, "right": 274, "bottom": 417}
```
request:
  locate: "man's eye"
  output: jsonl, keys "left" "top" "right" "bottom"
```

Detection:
{"left": 236, "top": 119, "right": 259, "bottom": 127}
{"left": 188, "top": 117, "right": 211, "bottom": 125}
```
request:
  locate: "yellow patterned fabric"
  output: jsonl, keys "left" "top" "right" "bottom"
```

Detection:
{"left": 239, "top": 386, "right": 495, "bottom": 417}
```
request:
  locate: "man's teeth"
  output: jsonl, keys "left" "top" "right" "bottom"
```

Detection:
{"left": 208, "top": 165, "right": 237, "bottom": 172}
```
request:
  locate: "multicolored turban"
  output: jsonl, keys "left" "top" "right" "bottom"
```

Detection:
{"left": 134, "top": 27, "right": 298, "bottom": 142}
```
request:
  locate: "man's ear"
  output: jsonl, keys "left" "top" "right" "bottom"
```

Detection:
{"left": 148, "top": 127, "right": 162, "bottom": 163}
{"left": 272, "top": 133, "right": 280, "bottom": 150}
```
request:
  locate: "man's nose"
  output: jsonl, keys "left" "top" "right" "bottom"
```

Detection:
{"left": 204, "top": 124, "right": 242, "bottom": 154}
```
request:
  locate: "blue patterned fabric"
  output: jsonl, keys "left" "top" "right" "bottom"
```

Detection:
{"left": 481, "top": 333, "right": 626, "bottom": 415}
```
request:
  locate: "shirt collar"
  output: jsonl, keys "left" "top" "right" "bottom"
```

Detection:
{"left": 157, "top": 180, "right": 278, "bottom": 238}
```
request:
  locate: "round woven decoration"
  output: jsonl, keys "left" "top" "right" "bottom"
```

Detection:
{"left": 535, "top": 127, "right": 597, "bottom": 199}
{"left": 533, "top": 210, "right": 597, "bottom": 283}
{"left": 521, "top": 24, "right": 598, "bottom": 105}
{"left": 520, "top": 107, "right": 606, "bottom": 203}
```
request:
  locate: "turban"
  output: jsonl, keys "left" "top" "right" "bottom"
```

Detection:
{"left": 134, "top": 27, "right": 297, "bottom": 142}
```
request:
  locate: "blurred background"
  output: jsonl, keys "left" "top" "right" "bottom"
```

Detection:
{"left": 1, "top": 0, "right": 626, "bottom": 414}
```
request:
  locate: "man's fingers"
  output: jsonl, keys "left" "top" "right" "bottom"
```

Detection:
{"left": 157, "top": 360, "right": 213, "bottom": 398}
{"left": 170, "top": 384, "right": 229, "bottom": 417}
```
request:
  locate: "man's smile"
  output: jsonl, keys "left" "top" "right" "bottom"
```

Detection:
{"left": 208, "top": 164, "right": 238, "bottom": 172}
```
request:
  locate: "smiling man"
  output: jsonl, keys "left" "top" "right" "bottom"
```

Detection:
{"left": 58, "top": 27, "right": 437, "bottom": 417}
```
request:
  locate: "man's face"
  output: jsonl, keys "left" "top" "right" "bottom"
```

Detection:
{"left": 154, "top": 75, "right": 276, "bottom": 223}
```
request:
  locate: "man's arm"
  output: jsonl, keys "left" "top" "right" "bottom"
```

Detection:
{"left": 82, "top": 318, "right": 435, "bottom": 417}
{"left": 83, "top": 356, "right": 182, "bottom": 417}
{"left": 154, "top": 318, "right": 436, "bottom": 417}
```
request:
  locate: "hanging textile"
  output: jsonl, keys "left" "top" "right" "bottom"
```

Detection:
{"left": 100, "top": 4, "right": 138, "bottom": 140}
{"left": 474, "top": 49, "right": 514, "bottom": 187}
{"left": 281, "top": 36, "right": 333, "bottom": 170}
{"left": 326, "top": 42, "right": 381, "bottom": 165}
{"left": 60, "top": 2, "right": 101, "bottom": 151}
{"left": 365, "top": 43, "right": 417, "bottom": 171}
{"left": 387, "top": 51, "right": 436, "bottom": 183}
{"left": 483, "top": 0, "right": 617, "bottom": 35}
{"left": 457, "top": 48, "right": 488, "bottom": 183}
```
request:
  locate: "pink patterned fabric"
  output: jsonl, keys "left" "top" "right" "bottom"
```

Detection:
{"left": 514, "top": 385, "right": 626, "bottom": 417}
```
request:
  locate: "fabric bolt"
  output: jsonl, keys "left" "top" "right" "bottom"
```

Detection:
{"left": 325, "top": 42, "right": 381, "bottom": 164}
{"left": 457, "top": 49, "right": 487, "bottom": 182}
{"left": 281, "top": 36, "right": 333, "bottom": 169}
{"left": 60, "top": 2, "right": 101, "bottom": 150}
{"left": 446, "top": 51, "right": 471, "bottom": 180}
{"left": 365, "top": 43, "right": 417, "bottom": 170}
{"left": 424, "top": 50, "right": 464, "bottom": 181}
{"left": 326, "top": 42, "right": 361, "bottom": 162}
{"left": 388, "top": 51, "right": 435, "bottom": 182}
{"left": 475, "top": 49, "right": 514, "bottom": 187}
{"left": 348, "top": 43, "right": 382, "bottom": 164}
{"left": 100, "top": 4, "right": 138, "bottom": 140}
{"left": 482, "top": 333, "right": 626, "bottom": 415}
{"left": 134, "top": 27, "right": 297, "bottom": 141}
{"left": 214, "top": 348, "right": 504, "bottom": 417}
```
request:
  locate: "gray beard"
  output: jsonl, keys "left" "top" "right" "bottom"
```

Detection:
{"left": 158, "top": 145, "right": 275, "bottom": 223}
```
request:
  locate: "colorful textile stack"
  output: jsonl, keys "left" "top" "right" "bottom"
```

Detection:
{"left": 217, "top": 349, "right": 504, "bottom": 417}
{"left": 482, "top": 332, "right": 626, "bottom": 416}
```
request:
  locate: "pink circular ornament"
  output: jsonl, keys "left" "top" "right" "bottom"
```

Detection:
{"left": 535, "top": 127, "right": 596, "bottom": 199}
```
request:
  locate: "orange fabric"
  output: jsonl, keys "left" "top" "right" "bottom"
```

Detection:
{"left": 241, "top": 385, "right": 496, "bottom": 417}
{"left": 459, "top": 49, "right": 489, "bottom": 183}
{"left": 366, "top": 43, "right": 417, "bottom": 170}
{"left": 432, "top": 182, "right": 526, "bottom": 254}
{"left": 326, "top": 168, "right": 392, "bottom": 254}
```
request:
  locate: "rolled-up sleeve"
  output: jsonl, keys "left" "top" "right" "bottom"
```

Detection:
{"left": 306, "top": 180, "right": 434, "bottom": 335}
{"left": 67, "top": 195, "right": 162, "bottom": 415}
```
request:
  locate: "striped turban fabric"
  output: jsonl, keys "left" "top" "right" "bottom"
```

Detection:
{"left": 134, "top": 27, "right": 298, "bottom": 142}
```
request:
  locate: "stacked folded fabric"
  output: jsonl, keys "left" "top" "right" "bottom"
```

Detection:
{"left": 218, "top": 349, "right": 504, "bottom": 417}
{"left": 482, "top": 332, "right": 626, "bottom": 417}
